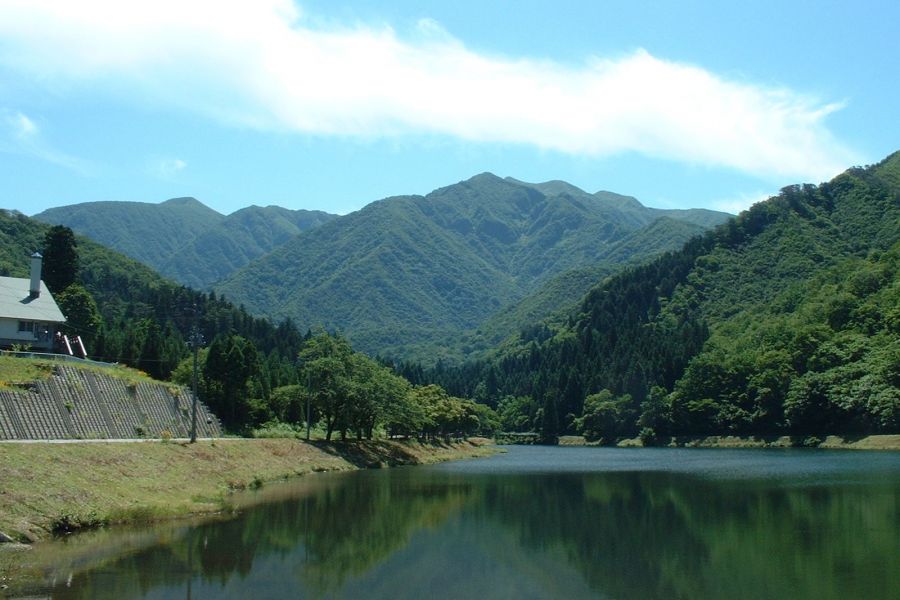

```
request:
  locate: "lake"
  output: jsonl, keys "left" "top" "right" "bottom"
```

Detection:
{"left": 9, "top": 446, "right": 900, "bottom": 599}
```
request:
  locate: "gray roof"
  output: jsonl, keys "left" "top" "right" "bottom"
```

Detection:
{"left": 0, "top": 277, "right": 66, "bottom": 323}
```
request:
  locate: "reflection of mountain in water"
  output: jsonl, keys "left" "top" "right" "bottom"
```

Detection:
{"left": 34, "top": 454, "right": 900, "bottom": 599}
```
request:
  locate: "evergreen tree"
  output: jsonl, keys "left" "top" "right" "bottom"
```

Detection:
{"left": 539, "top": 393, "right": 559, "bottom": 445}
{"left": 42, "top": 225, "right": 79, "bottom": 294}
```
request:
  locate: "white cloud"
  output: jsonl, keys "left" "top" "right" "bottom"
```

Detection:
{"left": 151, "top": 157, "right": 187, "bottom": 180}
{"left": 0, "top": 0, "right": 860, "bottom": 181}
{"left": 712, "top": 191, "right": 774, "bottom": 214}
{"left": 11, "top": 112, "right": 37, "bottom": 137}
{"left": 1, "top": 109, "right": 91, "bottom": 174}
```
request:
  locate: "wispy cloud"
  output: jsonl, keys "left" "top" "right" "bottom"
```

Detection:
{"left": 1, "top": 109, "right": 91, "bottom": 174}
{"left": 150, "top": 157, "right": 187, "bottom": 180}
{"left": 0, "top": 0, "right": 860, "bottom": 182}
{"left": 712, "top": 190, "right": 774, "bottom": 214}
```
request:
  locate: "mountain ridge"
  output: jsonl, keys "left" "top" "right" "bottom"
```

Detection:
{"left": 34, "top": 198, "right": 338, "bottom": 289}
{"left": 215, "top": 172, "right": 731, "bottom": 360}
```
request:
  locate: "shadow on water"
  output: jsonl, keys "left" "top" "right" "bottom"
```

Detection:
{"left": 8, "top": 448, "right": 900, "bottom": 599}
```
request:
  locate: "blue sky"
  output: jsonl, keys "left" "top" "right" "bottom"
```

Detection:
{"left": 1, "top": 0, "right": 897, "bottom": 216}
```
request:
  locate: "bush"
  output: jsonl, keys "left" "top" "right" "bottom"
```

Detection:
{"left": 251, "top": 421, "right": 304, "bottom": 439}
{"left": 639, "top": 427, "right": 659, "bottom": 447}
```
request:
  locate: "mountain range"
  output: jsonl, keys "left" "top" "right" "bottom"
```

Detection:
{"left": 213, "top": 174, "right": 729, "bottom": 360}
{"left": 432, "top": 151, "right": 900, "bottom": 437}
{"left": 35, "top": 199, "right": 337, "bottom": 289}
{"left": 32, "top": 173, "right": 730, "bottom": 362}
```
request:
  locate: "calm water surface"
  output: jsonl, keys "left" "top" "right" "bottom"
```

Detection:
{"left": 13, "top": 447, "right": 900, "bottom": 599}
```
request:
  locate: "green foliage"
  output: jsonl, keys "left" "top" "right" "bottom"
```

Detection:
{"left": 55, "top": 284, "right": 102, "bottom": 346}
{"left": 406, "top": 384, "right": 488, "bottom": 440}
{"left": 575, "top": 390, "right": 635, "bottom": 443}
{"left": 497, "top": 395, "right": 539, "bottom": 432}
{"left": 215, "top": 174, "right": 728, "bottom": 362}
{"left": 35, "top": 198, "right": 337, "bottom": 290}
{"left": 34, "top": 198, "right": 226, "bottom": 276}
{"left": 204, "top": 334, "right": 263, "bottom": 431}
{"left": 42, "top": 225, "right": 79, "bottom": 294}
{"left": 427, "top": 151, "right": 900, "bottom": 438}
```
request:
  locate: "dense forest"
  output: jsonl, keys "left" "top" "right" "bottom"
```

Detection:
{"left": 214, "top": 173, "right": 728, "bottom": 361}
{"left": 5, "top": 152, "right": 898, "bottom": 442}
{"left": 37, "top": 176, "right": 727, "bottom": 364}
{"left": 34, "top": 197, "right": 336, "bottom": 289}
{"left": 406, "top": 152, "right": 900, "bottom": 442}
{"left": 1, "top": 209, "right": 495, "bottom": 437}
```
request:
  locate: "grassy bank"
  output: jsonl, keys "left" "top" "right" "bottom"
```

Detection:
{"left": 0, "top": 437, "right": 496, "bottom": 544}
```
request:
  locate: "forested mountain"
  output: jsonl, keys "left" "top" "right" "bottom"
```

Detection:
{"left": 34, "top": 199, "right": 336, "bottom": 289}
{"left": 157, "top": 205, "right": 336, "bottom": 288}
{"left": 416, "top": 151, "right": 900, "bottom": 439}
{"left": 216, "top": 173, "right": 729, "bottom": 360}
{"left": 0, "top": 210, "right": 495, "bottom": 438}
{"left": 458, "top": 217, "right": 709, "bottom": 356}
{"left": 0, "top": 208, "right": 306, "bottom": 392}
{"left": 34, "top": 197, "right": 224, "bottom": 269}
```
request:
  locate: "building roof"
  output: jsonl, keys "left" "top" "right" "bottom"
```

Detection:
{"left": 0, "top": 277, "right": 66, "bottom": 323}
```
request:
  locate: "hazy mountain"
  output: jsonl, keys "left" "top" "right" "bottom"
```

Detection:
{"left": 34, "top": 199, "right": 336, "bottom": 288}
{"left": 216, "top": 173, "right": 730, "bottom": 360}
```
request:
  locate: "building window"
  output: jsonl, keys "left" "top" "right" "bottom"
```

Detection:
{"left": 18, "top": 321, "right": 35, "bottom": 333}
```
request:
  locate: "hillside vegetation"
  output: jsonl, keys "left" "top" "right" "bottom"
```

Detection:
{"left": 216, "top": 173, "right": 728, "bottom": 360}
{"left": 0, "top": 209, "right": 307, "bottom": 390}
{"left": 34, "top": 199, "right": 336, "bottom": 289}
{"left": 419, "top": 152, "right": 900, "bottom": 441}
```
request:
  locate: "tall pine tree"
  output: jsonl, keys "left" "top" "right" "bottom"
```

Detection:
{"left": 42, "top": 225, "right": 79, "bottom": 294}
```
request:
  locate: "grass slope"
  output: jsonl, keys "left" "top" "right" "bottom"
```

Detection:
{"left": 0, "top": 438, "right": 496, "bottom": 543}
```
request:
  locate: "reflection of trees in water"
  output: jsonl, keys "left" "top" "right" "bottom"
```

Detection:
{"left": 478, "top": 472, "right": 899, "bottom": 599}
{"left": 42, "top": 467, "right": 899, "bottom": 600}
{"left": 49, "top": 471, "right": 473, "bottom": 599}
{"left": 298, "top": 471, "right": 472, "bottom": 592}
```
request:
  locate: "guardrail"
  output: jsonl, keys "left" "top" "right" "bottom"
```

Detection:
{"left": 0, "top": 350, "right": 117, "bottom": 368}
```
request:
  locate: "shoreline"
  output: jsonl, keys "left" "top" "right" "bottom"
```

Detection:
{"left": 556, "top": 433, "right": 900, "bottom": 450}
{"left": 0, "top": 437, "right": 497, "bottom": 546}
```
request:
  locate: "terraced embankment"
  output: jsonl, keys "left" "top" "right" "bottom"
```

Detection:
{"left": 0, "top": 362, "right": 221, "bottom": 440}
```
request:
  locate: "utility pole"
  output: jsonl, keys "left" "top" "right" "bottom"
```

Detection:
{"left": 189, "top": 325, "right": 204, "bottom": 443}
{"left": 306, "top": 368, "right": 312, "bottom": 441}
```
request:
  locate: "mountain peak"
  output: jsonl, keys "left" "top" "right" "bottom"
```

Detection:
{"left": 161, "top": 196, "right": 205, "bottom": 207}
{"left": 464, "top": 172, "right": 505, "bottom": 185}
{"left": 505, "top": 177, "right": 589, "bottom": 198}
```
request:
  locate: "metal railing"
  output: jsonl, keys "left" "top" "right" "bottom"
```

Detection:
{"left": 0, "top": 350, "right": 117, "bottom": 368}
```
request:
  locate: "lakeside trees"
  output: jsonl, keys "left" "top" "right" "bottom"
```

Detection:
{"left": 408, "top": 154, "right": 900, "bottom": 443}
{"left": 172, "top": 331, "right": 498, "bottom": 439}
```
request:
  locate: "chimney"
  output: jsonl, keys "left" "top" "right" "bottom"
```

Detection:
{"left": 29, "top": 252, "right": 42, "bottom": 298}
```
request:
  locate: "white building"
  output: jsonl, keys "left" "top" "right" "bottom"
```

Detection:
{"left": 0, "top": 253, "right": 66, "bottom": 351}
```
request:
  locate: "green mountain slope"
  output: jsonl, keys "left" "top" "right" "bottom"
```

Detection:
{"left": 0, "top": 209, "right": 305, "bottom": 379}
{"left": 34, "top": 197, "right": 224, "bottom": 270}
{"left": 216, "top": 173, "right": 730, "bottom": 359}
{"left": 34, "top": 199, "right": 336, "bottom": 289}
{"left": 460, "top": 217, "right": 709, "bottom": 356}
{"left": 434, "top": 151, "right": 900, "bottom": 437}
{"left": 159, "top": 205, "right": 336, "bottom": 288}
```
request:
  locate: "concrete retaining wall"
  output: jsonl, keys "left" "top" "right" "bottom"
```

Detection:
{"left": 0, "top": 365, "right": 222, "bottom": 440}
